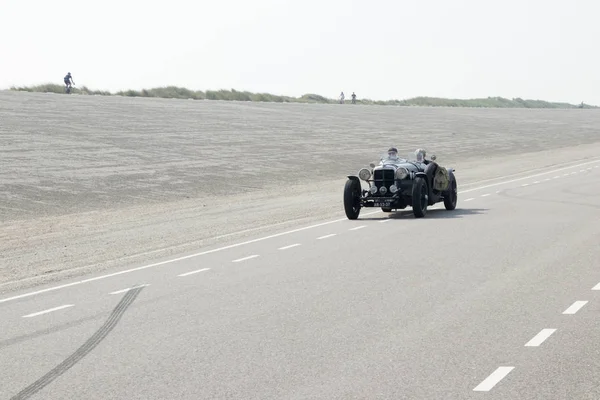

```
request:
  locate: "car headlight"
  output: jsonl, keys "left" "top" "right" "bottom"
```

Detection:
{"left": 358, "top": 168, "right": 371, "bottom": 181}
{"left": 395, "top": 167, "right": 408, "bottom": 180}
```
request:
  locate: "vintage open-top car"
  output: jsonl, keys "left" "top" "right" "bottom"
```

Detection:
{"left": 343, "top": 148, "right": 458, "bottom": 219}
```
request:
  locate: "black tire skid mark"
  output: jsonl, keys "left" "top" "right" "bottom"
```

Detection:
{"left": 10, "top": 286, "right": 144, "bottom": 400}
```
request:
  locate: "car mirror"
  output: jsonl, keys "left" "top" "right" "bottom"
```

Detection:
{"left": 369, "top": 162, "right": 376, "bottom": 168}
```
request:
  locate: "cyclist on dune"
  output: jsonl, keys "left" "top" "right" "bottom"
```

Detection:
{"left": 64, "top": 72, "right": 75, "bottom": 92}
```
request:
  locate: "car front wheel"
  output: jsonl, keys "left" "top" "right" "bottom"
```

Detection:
{"left": 343, "top": 179, "right": 361, "bottom": 220}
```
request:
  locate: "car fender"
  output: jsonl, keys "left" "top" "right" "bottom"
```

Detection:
{"left": 347, "top": 175, "right": 360, "bottom": 182}
{"left": 415, "top": 171, "right": 438, "bottom": 205}
{"left": 446, "top": 168, "right": 456, "bottom": 185}
{"left": 414, "top": 171, "right": 429, "bottom": 189}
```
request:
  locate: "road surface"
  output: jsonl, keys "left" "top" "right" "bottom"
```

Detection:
{"left": 1, "top": 157, "right": 600, "bottom": 399}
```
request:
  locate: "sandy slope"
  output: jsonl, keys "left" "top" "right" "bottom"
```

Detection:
{"left": 1, "top": 91, "right": 599, "bottom": 292}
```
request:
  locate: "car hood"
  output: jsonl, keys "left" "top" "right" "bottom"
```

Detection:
{"left": 374, "top": 160, "right": 423, "bottom": 173}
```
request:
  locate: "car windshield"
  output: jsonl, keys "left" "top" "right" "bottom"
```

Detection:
{"left": 380, "top": 152, "right": 404, "bottom": 164}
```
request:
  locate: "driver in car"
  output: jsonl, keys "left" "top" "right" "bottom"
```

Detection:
{"left": 387, "top": 147, "right": 399, "bottom": 160}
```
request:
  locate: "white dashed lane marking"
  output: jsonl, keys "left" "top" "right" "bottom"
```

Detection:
{"left": 464, "top": 198, "right": 475, "bottom": 202}
{"left": 473, "top": 367, "right": 514, "bottom": 392}
{"left": 109, "top": 284, "right": 150, "bottom": 294}
{"left": 22, "top": 304, "right": 74, "bottom": 318}
{"left": 481, "top": 194, "right": 491, "bottom": 197}
{"left": 592, "top": 282, "right": 600, "bottom": 290}
{"left": 2, "top": 158, "right": 599, "bottom": 306}
{"left": 521, "top": 183, "right": 529, "bottom": 187}
{"left": 232, "top": 255, "right": 259, "bottom": 263}
{"left": 379, "top": 219, "right": 392, "bottom": 223}
{"left": 563, "top": 301, "right": 588, "bottom": 315}
{"left": 317, "top": 234, "right": 336, "bottom": 240}
{"left": 525, "top": 329, "right": 556, "bottom": 347}
{"left": 177, "top": 268, "right": 210, "bottom": 277}
{"left": 349, "top": 225, "right": 366, "bottom": 231}
{"left": 279, "top": 243, "right": 301, "bottom": 250}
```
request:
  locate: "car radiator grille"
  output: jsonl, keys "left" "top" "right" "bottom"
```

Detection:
{"left": 373, "top": 169, "right": 395, "bottom": 190}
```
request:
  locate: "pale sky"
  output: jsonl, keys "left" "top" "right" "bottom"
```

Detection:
{"left": 2, "top": 0, "right": 599, "bottom": 104}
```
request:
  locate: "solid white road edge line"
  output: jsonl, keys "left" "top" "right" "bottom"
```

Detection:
{"left": 473, "top": 367, "right": 514, "bottom": 391}
{"left": 22, "top": 304, "right": 74, "bottom": 318}
{"left": 0, "top": 216, "right": 375, "bottom": 304}
{"left": 177, "top": 268, "right": 210, "bottom": 277}
{"left": 109, "top": 284, "right": 150, "bottom": 294}
{"left": 458, "top": 158, "right": 600, "bottom": 194}
{"left": 563, "top": 301, "right": 588, "bottom": 315}
{"left": 525, "top": 329, "right": 556, "bottom": 347}
{"left": 232, "top": 255, "right": 259, "bottom": 263}
{"left": 2, "top": 158, "right": 600, "bottom": 305}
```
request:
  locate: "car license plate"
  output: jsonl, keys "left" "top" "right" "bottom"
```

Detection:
{"left": 374, "top": 202, "right": 391, "bottom": 207}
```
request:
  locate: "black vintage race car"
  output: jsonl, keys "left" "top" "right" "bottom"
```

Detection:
{"left": 343, "top": 148, "right": 458, "bottom": 219}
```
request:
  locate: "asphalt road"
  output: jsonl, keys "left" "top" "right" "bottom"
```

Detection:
{"left": 1, "top": 158, "right": 600, "bottom": 399}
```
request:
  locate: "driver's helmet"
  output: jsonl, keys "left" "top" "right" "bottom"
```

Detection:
{"left": 414, "top": 148, "right": 426, "bottom": 162}
{"left": 387, "top": 147, "right": 399, "bottom": 159}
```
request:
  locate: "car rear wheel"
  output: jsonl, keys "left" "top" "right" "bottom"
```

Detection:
{"left": 343, "top": 179, "right": 361, "bottom": 220}
{"left": 412, "top": 177, "right": 428, "bottom": 218}
{"left": 444, "top": 178, "right": 457, "bottom": 210}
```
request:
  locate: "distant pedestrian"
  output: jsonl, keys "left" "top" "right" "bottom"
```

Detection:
{"left": 351, "top": 92, "right": 356, "bottom": 104}
{"left": 339, "top": 92, "right": 345, "bottom": 104}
